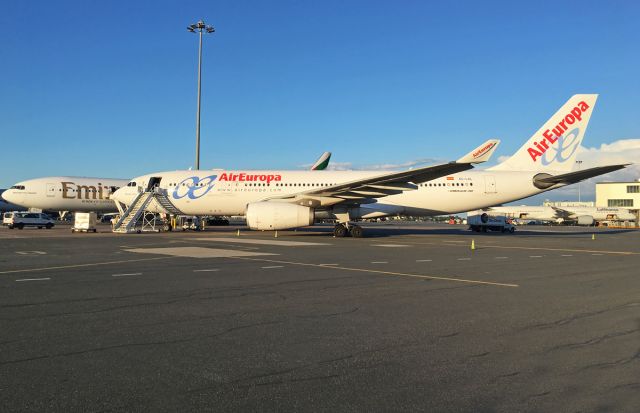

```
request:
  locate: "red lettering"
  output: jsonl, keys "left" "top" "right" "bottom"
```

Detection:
{"left": 528, "top": 148, "right": 542, "bottom": 161}
{"left": 543, "top": 130, "right": 558, "bottom": 144}
{"left": 571, "top": 107, "right": 582, "bottom": 121}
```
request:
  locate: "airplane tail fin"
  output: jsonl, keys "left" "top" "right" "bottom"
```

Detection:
{"left": 456, "top": 139, "right": 500, "bottom": 164}
{"left": 489, "top": 94, "right": 598, "bottom": 172}
{"left": 310, "top": 152, "right": 332, "bottom": 170}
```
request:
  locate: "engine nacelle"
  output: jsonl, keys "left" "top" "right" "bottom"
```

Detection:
{"left": 576, "top": 215, "right": 594, "bottom": 226}
{"left": 246, "top": 202, "right": 314, "bottom": 230}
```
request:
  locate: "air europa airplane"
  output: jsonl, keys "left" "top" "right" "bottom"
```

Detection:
{"left": 2, "top": 153, "right": 332, "bottom": 214}
{"left": 112, "top": 95, "right": 628, "bottom": 237}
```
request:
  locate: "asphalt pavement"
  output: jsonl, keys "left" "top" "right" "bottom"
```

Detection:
{"left": 1, "top": 222, "right": 639, "bottom": 412}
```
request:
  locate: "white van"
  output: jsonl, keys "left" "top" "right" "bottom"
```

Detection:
{"left": 3, "top": 212, "right": 55, "bottom": 229}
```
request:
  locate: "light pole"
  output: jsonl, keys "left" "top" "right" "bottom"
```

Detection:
{"left": 188, "top": 20, "right": 215, "bottom": 170}
{"left": 575, "top": 160, "right": 583, "bottom": 203}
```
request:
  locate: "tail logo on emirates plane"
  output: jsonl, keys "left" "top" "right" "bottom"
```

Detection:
{"left": 527, "top": 101, "right": 590, "bottom": 162}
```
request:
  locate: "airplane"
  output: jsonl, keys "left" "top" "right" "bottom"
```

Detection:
{"left": 112, "top": 95, "right": 629, "bottom": 237}
{"left": 480, "top": 205, "right": 636, "bottom": 225}
{"left": 1, "top": 177, "right": 129, "bottom": 215}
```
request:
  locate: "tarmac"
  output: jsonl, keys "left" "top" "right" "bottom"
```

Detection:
{"left": 1, "top": 222, "right": 639, "bottom": 412}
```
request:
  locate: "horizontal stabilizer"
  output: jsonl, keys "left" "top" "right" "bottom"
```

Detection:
{"left": 533, "top": 164, "right": 630, "bottom": 189}
{"left": 456, "top": 139, "right": 500, "bottom": 164}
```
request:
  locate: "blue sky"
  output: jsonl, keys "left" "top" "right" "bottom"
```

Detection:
{"left": 1, "top": 1, "right": 639, "bottom": 201}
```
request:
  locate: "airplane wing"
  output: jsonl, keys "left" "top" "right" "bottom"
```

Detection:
{"left": 534, "top": 164, "right": 630, "bottom": 188}
{"left": 265, "top": 139, "right": 500, "bottom": 208}
{"left": 549, "top": 206, "right": 575, "bottom": 220}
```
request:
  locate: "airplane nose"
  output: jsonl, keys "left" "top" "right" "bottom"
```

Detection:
{"left": 111, "top": 187, "right": 126, "bottom": 203}
{"left": 111, "top": 186, "right": 138, "bottom": 206}
{"left": 1, "top": 190, "right": 16, "bottom": 203}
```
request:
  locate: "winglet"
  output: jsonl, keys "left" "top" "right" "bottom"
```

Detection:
{"left": 456, "top": 139, "right": 500, "bottom": 164}
{"left": 310, "top": 152, "right": 332, "bottom": 170}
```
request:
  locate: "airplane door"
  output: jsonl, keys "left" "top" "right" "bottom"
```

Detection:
{"left": 147, "top": 177, "right": 162, "bottom": 191}
{"left": 46, "top": 183, "right": 56, "bottom": 198}
{"left": 484, "top": 176, "right": 497, "bottom": 194}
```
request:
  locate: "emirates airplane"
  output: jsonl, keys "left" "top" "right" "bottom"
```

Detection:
{"left": 112, "top": 95, "right": 628, "bottom": 237}
{"left": 1, "top": 177, "right": 128, "bottom": 214}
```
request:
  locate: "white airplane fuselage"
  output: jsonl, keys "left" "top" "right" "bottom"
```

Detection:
{"left": 113, "top": 169, "right": 559, "bottom": 218}
{"left": 488, "top": 205, "right": 636, "bottom": 222}
{"left": 1, "top": 177, "right": 129, "bottom": 212}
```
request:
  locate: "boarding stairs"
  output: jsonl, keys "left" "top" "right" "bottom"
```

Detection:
{"left": 112, "top": 187, "right": 183, "bottom": 233}
{"left": 154, "top": 192, "right": 182, "bottom": 215}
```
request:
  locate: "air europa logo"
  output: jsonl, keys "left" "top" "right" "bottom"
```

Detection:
{"left": 218, "top": 173, "right": 282, "bottom": 184}
{"left": 472, "top": 142, "right": 496, "bottom": 159}
{"left": 173, "top": 175, "right": 218, "bottom": 200}
{"left": 528, "top": 101, "right": 590, "bottom": 162}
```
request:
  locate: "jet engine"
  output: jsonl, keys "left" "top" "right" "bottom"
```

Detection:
{"left": 576, "top": 215, "right": 594, "bottom": 226}
{"left": 246, "top": 202, "right": 314, "bottom": 230}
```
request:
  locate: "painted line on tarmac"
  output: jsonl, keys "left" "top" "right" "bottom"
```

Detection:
{"left": 371, "top": 261, "right": 388, "bottom": 264}
{"left": 261, "top": 265, "right": 284, "bottom": 269}
{"left": 457, "top": 258, "right": 471, "bottom": 261}
{"left": 112, "top": 273, "right": 142, "bottom": 277}
{"left": 495, "top": 257, "right": 509, "bottom": 259}
{"left": 0, "top": 257, "right": 172, "bottom": 275}
{"left": 193, "top": 269, "right": 220, "bottom": 272}
{"left": 234, "top": 257, "right": 519, "bottom": 288}
{"left": 416, "top": 259, "right": 432, "bottom": 262}
{"left": 529, "top": 256, "right": 543, "bottom": 258}
{"left": 15, "top": 277, "right": 50, "bottom": 282}
{"left": 378, "top": 239, "right": 640, "bottom": 256}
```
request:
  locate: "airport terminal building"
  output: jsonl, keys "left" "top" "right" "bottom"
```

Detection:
{"left": 596, "top": 180, "right": 640, "bottom": 225}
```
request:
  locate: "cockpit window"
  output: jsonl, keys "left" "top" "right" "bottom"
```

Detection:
{"left": 10, "top": 185, "right": 25, "bottom": 190}
{"left": 127, "top": 182, "right": 137, "bottom": 187}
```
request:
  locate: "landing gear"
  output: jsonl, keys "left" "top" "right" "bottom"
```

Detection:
{"left": 349, "top": 225, "right": 364, "bottom": 238}
{"left": 333, "top": 224, "right": 348, "bottom": 238}
{"left": 333, "top": 223, "right": 364, "bottom": 238}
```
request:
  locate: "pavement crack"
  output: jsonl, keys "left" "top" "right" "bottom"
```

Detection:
{"left": 522, "top": 390, "right": 551, "bottom": 401}
{"left": 579, "top": 349, "right": 640, "bottom": 371}
{"left": 296, "top": 307, "right": 359, "bottom": 319}
{"left": 544, "top": 328, "right": 640, "bottom": 352}
{"left": 0, "top": 320, "right": 284, "bottom": 366}
{"left": 468, "top": 351, "right": 491, "bottom": 359}
{"left": 527, "top": 301, "right": 640, "bottom": 330}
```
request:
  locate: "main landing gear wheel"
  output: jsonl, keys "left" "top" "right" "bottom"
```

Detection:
{"left": 349, "top": 225, "right": 364, "bottom": 238}
{"left": 333, "top": 224, "right": 348, "bottom": 238}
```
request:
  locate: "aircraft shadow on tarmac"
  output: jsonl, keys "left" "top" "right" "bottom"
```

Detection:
{"left": 289, "top": 224, "right": 636, "bottom": 239}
